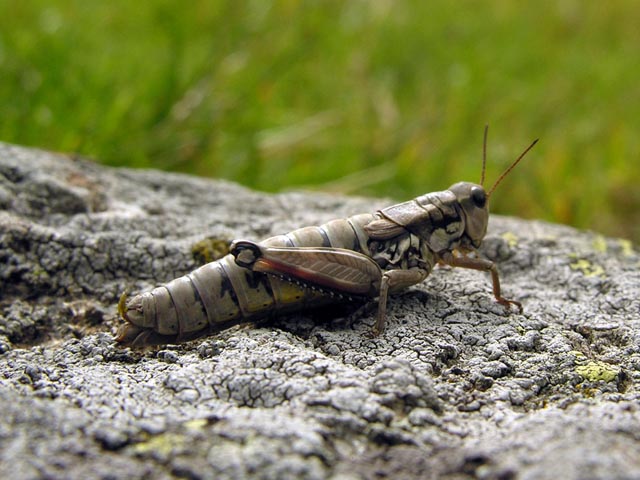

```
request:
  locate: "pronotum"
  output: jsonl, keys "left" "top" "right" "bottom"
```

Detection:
{"left": 116, "top": 128, "right": 538, "bottom": 347}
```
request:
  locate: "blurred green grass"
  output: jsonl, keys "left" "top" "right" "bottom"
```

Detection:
{"left": 1, "top": 0, "right": 639, "bottom": 242}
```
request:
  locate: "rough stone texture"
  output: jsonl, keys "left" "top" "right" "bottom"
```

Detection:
{"left": 1, "top": 141, "right": 639, "bottom": 480}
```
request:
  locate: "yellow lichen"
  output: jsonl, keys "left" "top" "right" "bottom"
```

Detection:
{"left": 592, "top": 235, "right": 607, "bottom": 253}
{"left": 184, "top": 418, "right": 208, "bottom": 430}
{"left": 191, "top": 237, "right": 230, "bottom": 265}
{"left": 132, "top": 433, "right": 186, "bottom": 457}
{"left": 501, "top": 231, "right": 519, "bottom": 248}
{"left": 117, "top": 289, "right": 129, "bottom": 319}
{"left": 575, "top": 361, "right": 620, "bottom": 383}
{"left": 569, "top": 257, "right": 605, "bottom": 278}
{"left": 618, "top": 239, "right": 634, "bottom": 257}
{"left": 569, "top": 350, "right": 588, "bottom": 365}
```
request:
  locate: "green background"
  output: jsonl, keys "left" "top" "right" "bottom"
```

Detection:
{"left": 2, "top": 1, "right": 639, "bottom": 242}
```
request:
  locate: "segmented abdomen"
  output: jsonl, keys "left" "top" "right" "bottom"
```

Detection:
{"left": 116, "top": 213, "right": 377, "bottom": 346}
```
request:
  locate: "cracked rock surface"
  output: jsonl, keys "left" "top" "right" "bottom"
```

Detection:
{"left": 1, "top": 141, "right": 639, "bottom": 479}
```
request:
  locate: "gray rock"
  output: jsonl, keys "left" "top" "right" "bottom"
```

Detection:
{"left": 1, "top": 141, "right": 639, "bottom": 479}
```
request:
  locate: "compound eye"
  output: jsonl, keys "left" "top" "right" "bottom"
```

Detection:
{"left": 470, "top": 187, "right": 487, "bottom": 208}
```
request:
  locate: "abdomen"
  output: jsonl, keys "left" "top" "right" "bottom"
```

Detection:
{"left": 116, "top": 213, "right": 376, "bottom": 346}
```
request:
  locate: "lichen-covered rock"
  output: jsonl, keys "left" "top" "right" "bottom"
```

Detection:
{"left": 0, "top": 141, "right": 639, "bottom": 479}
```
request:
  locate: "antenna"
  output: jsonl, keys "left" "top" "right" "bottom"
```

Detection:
{"left": 480, "top": 124, "right": 488, "bottom": 186}
{"left": 487, "top": 138, "right": 539, "bottom": 198}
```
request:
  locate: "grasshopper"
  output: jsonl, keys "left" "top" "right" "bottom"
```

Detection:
{"left": 117, "top": 128, "right": 537, "bottom": 347}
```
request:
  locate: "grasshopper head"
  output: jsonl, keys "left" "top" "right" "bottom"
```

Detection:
{"left": 447, "top": 128, "right": 537, "bottom": 251}
{"left": 448, "top": 181, "right": 488, "bottom": 249}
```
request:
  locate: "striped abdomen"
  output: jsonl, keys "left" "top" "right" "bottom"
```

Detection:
{"left": 116, "top": 213, "right": 377, "bottom": 346}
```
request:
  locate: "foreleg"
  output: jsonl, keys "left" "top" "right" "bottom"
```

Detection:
{"left": 439, "top": 251, "right": 522, "bottom": 313}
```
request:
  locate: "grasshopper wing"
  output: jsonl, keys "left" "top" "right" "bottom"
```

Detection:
{"left": 231, "top": 240, "right": 382, "bottom": 297}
